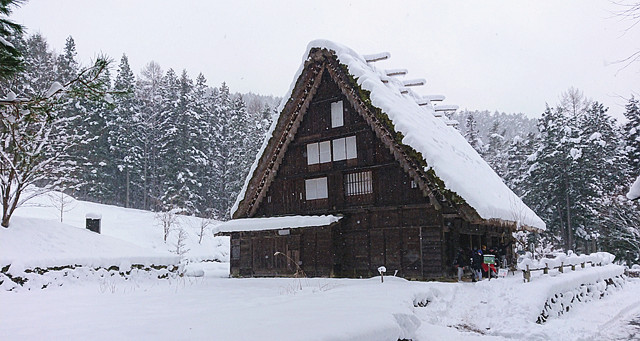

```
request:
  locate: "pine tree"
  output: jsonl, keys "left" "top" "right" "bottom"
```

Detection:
{"left": 503, "top": 132, "right": 538, "bottom": 196}
{"left": 623, "top": 96, "right": 640, "bottom": 175}
{"left": 135, "top": 61, "right": 164, "bottom": 210}
{"left": 110, "top": 54, "right": 141, "bottom": 208}
{"left": 464, "top": 113, "right": 482, "bottom": 152}
{"left": 55, "top": 36, "right": 78, "bottom": 84}
{"left": 0, "top": 0, "right": 25, "bottom": 80}
{"left": 524, "top": 103, "right": 582, "bottom": 251}
{"left": 484, "top": 121, "right": 507, "bottom": 177}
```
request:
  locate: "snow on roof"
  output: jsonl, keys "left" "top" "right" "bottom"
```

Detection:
{"left": 232, "top": 40, "right": 545, "bottom": 231}
{"left": 215, "top": 215, "right": 341, "bottom": 234}
{"left": 627, "top": 175, "right": 640, "bottom": 200}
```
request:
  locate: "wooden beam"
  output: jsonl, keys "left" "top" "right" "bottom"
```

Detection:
{"left": 434, "top": 104, "right": 459, "bottom": 112}
{"left": 423, "top": 95, "right": 445, "bottom": 102}
{"left": 402, "top": 79, "right": 426, "bottom": 87}
{"left": 363, "top": 52, "right": 390, "bottom": 62}
{"left": 385, "top": 69, "right": 408, "bottom": 77}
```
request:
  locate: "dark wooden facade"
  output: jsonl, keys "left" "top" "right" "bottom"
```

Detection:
{"left": 227, "top": 49, "right": 514, "bottom": 279}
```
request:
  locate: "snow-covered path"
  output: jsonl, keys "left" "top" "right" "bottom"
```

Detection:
{"left": 1, "top": 275, "right": 638, "bottom": 341}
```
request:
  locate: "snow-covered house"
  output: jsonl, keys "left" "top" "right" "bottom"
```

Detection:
{"left": 216, "top": 40, "right": 545, "bottom": 279}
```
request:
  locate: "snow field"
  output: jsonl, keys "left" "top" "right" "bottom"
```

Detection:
{"left": 11, "top": 189, "right": 229, "bottom": 264}
{"left": 1, "top": 190, "right": 229, "bottom": 291}
{"left": 2, "top": 191, "right": 638, "bottom": 340}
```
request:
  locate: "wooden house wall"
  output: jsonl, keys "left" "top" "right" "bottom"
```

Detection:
{"left": 229, "top": 226, "right": 334, "bottom": 277}
{"left": 254, "top": 71, "right": 429, "bottom": 217}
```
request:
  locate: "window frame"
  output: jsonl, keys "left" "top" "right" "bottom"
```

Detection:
{"left": 331, "top": 100, "right": 344, "bottom": 128}
{"left": 305, "top": 177, "right": 328, "bottom": 200}
{"left": 344, "top": 170, "right": 373, "bottom": 197}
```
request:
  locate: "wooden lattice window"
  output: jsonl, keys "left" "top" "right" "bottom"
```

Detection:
{"left": 345, "top": 171, "right": 373, "bottom": 196}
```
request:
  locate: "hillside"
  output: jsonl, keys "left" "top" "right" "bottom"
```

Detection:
{"left": 11, "top": 189, "right": 229, "bottom": 265}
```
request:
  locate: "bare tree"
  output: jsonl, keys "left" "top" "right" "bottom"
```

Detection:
{"left": 0, "top": 58, "right": 110, "bottom": 228}
{"left": 196, "top": 216, "right": 213, "bottom": 244}
{"left": 155, "top": 207, "right": 181, "bottom": 242}
{"left": 174, "top": 227, "right": 190, "bottom": 257}
{"left": 47, "top": 190, "right": 76, "bottom": 223}
{"left": 611, "top": 1, "right": 640, "bottom": 69}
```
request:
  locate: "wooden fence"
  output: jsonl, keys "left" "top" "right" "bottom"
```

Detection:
{"left": 521, "top": 260, "right": 602, "bottom": 282}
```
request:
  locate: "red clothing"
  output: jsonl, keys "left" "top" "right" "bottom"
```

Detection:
{"left": 482, "top": 263, "right": 497, "bottom": 273}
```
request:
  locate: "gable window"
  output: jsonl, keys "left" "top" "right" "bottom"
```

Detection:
{"left": 331, "top": 100, "right": 344, "bottom": 128}
{"left": 305, "top": 177, "right": 328, "bottom": 200}
{"left": 345, "top": 171, "right": 372, "bottom": 196}
{"left": 346, "top": 136, "right": 357, "bottom": 159}
{"left": 319, "top": 141, "right": 331, "bottom": 163}
{"left": 307, "top": 141, "right": 332, "bottom": 165}
{"left": 307, "top": 143, "right": 319, "bottom": 165}
{"left": 332, "top": 136, "right": 357, "bottom": 161}
{"left": 332, "top": 138, "right": 346, "bottom": 161}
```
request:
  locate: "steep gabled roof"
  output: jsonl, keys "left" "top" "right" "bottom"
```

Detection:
{"left": 232, "top": 40, "right": 545, "bottom": 231}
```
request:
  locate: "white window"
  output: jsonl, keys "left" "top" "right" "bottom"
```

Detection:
{"left": 333, "top": 137, "right": 346, "bottom": 161}
{"left": 345, "top": 171, "right": 372, "bottom": 196}
{"left": 346, "top": 136, "right": 357, "bottom": 159}
{"left": 305, "top": 177, "right": 328, "bottom": 200}
{"left": 319, "top": 141, "right": 331, "bottom": 163}
{"left": 307, "top": 143, "right": 319, "bottom": 165}
{"left": 331, "top": 101, "right": 344, "bottom": 128}
{"left": 332, "top": 136, "right": 357, "bottom": 161}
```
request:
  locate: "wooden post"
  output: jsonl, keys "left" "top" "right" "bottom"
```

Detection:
{"left": 571, "top": 264, "right": 576, "bottom": 271}
{"left": 524, "top": 265, "right": 531, "bottom": 282}
{"left": 543, "top": 266, "right": 549, "bottom": 275}
{"left": 581, "top": 262, "right": 585, "bottom": 268}
{"left": 558, "top": 262, "right": 564, "bottom": 273}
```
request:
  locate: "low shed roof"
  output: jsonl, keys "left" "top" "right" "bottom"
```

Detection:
{"left": 214, "top": 215, "right": 342, "bottom": 234}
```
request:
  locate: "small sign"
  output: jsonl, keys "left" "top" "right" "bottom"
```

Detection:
{"left": 498, "top": 268, "right": 508, "bottom": 278}
{"left": 483, "top": 254, "right": 495, "bottom": 265}
{"left": 277, "top": 229, "right": 290, "bottom": 236}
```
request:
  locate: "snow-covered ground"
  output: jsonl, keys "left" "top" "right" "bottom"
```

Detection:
{"left": 2, "top": 192, "right": 640, "bottom": 340}
{"left": 1, "top": 273, "right": 639, "bottom": 340}
{"left": 11, "top": 190, "right": 229, "bottom": 265}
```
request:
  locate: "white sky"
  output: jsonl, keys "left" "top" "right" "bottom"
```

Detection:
{"left": 12, "top": 0, "right": 640, "bottom": 119}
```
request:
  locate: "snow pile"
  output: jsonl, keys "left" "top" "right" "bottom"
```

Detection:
{"left": 0, "top": 217, "right": 179, "bottom": 270}
{"left": 627, "top": 175, "right": 640, "bottom": 200}
{"left": 536, "top": 273, "right": 625, "bottom": 323}
{"left": 0, "top": 216, "right": 182, "bottom": 291}
{"left": 232, "top": 40, "right": 545, "bottom": 231}
{"left": 13, "top": 189, "right": 229, "bottom": 263}
{"left": 419, "top": 264, "right": 626, "bottom": 339}
{"left": 214, "top": 215, "right": 341, "bottom": 233}
{"left": 0, "top": 263, "right": 181, "bottom": 292}
{"left": 517, "top": 251, "right": 615, "bottom": 271}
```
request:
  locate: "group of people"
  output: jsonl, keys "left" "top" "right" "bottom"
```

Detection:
{"left": 453, "top": 245, "right": 507, "bottom": 282}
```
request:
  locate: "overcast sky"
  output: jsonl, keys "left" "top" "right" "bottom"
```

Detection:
{"left": 12, "top": 0, "right": 640, "bottom": 119}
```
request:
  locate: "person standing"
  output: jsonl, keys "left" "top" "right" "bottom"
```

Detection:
{"left": 471, "top": 248, "right": 484, "bottom": 282}
{"left": 453, "top": 248, "right": 469, "bottom": 282}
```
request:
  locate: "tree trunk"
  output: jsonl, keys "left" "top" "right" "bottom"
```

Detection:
{"left": 565, "top": 189, "right": 573, "bottom": 251}
{"left": 126, "top": 169, "right": 130, "bottom": 208}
